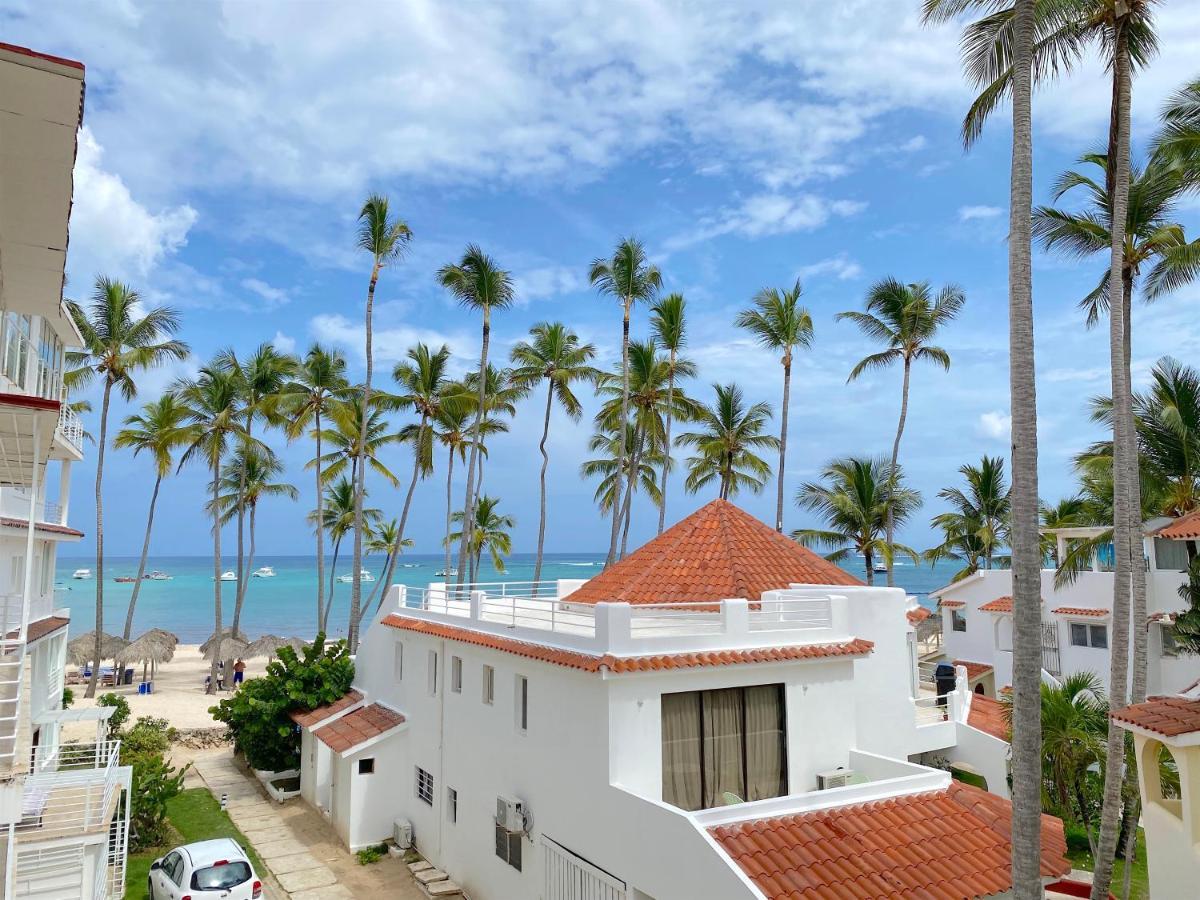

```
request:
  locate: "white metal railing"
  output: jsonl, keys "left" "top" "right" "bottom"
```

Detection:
{"left": 56, "top": 403, "right": 85, "bottom": 453}
{"left": 17, "top": 739, "right": 123, "bottom": 840}
{"left": 33, "top": 739, "right": 120, "bottom": 773}
{"left": 0, "top": 486, "right": 62, "bottom": 525}
{"left": 914, "top": 694, "right": 951, "bottom": 725}
{"left": 0, "top": 592, "right": 26, "bottom": 770}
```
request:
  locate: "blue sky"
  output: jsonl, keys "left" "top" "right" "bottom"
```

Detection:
{"left": 7, "top": 1, "right": 1200, "bottom": 559}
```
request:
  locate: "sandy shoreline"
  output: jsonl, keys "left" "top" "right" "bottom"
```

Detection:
{"left": 62, "top": 644, "right": 269, "bottom": 741}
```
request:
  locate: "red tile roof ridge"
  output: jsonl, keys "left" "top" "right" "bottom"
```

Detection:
{"left": 1154, "top": 508, "right": 1200, "bottom": 540}
{"left": 967, "top": 693, "right": 1009, "bottom": 741}
{"left": 313, "top": 702, "right": 406, "bottom": 754}
{"left": 1111, "top": 694, "right": 1200, "bottom": 737}
{"left": 289, "top": 688, "right": 365, "bottom": 727}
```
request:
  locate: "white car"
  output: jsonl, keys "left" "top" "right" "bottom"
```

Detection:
{"left": 148, "top": 838, "right": 263, "bottom": 900}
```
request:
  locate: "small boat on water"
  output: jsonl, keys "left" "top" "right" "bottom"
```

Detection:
{"left": 72, "top": 568, "right": 92, "bottom": 579}
{"left": 114, "top": 576, "right": 137, "bottom": 583}
{"left": 873, "top": 563, "right": 888, "bottom": 573}
{"left": 252, "top": 566, "right": 276, "bottom": 578}
{"left": 436, "top": 568, "right": 458, "bottom": 577}
{"left": 400, "top": 563, "right": 420, "bottom": 568}
{"left": 145, "top": 571, "right": 172, "bottom": 581}
{"left": 337, "top": 569, "right": 374, "bottom": 583}
{"left": 217, "top": 571, "right": 237, "bottom": 582}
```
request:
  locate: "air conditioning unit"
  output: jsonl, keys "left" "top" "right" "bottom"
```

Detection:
{"left": 393, "top": 818, "right": 413, "bottom": 849}
{"left": 816, "top": 768, "right": 854, "bottom": 791}
{"left": 496, "top": 795, "right": 528, "bottom": 834}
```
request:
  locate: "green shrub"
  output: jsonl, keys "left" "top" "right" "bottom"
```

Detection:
{"left": 97, "top": 692, "right": 130, "bottom": 739}
{"left": 356, "top": 844, "right": 387, "bottom": 865}
{"left": 119, "top": 717, "right": 189, "bottom": 850}
{"left": 1064, "top": 822, "right": 1092, "bottom": 855}
{"left": 209, "top": 634, "right": 354, "bottom": 772}
{"left": 62, "top": 687, "right": 74, "bottom": 709}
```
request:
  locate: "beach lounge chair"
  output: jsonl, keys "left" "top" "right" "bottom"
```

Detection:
{"left": 20, "top": 785, "right": 48, "bottom": 828}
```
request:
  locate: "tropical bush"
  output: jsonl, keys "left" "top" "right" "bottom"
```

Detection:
{"left": 62, "top": 687, "right": 74, "bottom": 708}
{"left": 356, "top": 844, "right": 387, "bottom": 865}
{"left": 120, "top": 716, "right": 189, "bottom": 850}
{"left": 97, "top": 692, "right": 131, "bottom": 739}
{"left": 209, "top": 634, "right": 354, "bottom": 772}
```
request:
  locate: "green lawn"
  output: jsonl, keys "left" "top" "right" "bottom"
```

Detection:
{"left": 1066, "top": 829, "right": 1150, "bottom": 900}
{"left": 124, "top": 789, "right": 267, "bottom": 900}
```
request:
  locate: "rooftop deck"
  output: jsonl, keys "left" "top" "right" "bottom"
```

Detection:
{"left": 388, "top": 579, "right": 858, "bottom": 658}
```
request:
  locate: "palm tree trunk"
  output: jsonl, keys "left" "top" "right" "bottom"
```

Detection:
{"left": 775, "top": 355, "right": 792, "bottom": 533}
{"left": 1006, "top": 2, "right": 1043, "bottom": 895}
{"left": 1124, "top": 270, "right": 1147, "bottom": 707}
{"left": 533, "top": 381, "right": 553, "bottom": 589}
{"left": 605, "top": 299, "right": 631, "bottom": 567}
{"left": 314, "top": 410, "right": 325, "bottom": 633}
{"left": 231, "top": 412, "right": 253, "bottom": 636}
{"left": 657, "top": 356, "right": 676, "bottom": 535}
{"left": 323, "top": 535, "right": 341, "bottom": 633}
{"left": 863, "top": 548, "right": 874, "bottom": 587}
{"left": 121, "top": 474, "right": 162, "bottom": 640}
{"left": 349, "top": 264, "right": 379, "bottom": 651}
{"left": 618, "top": 427, "right": 642, "bottom": 560}
{"left": 86, "top": 381, "right": 113, "bottom": 699}
{"left": 236, "top": 501, "right": 258, "bottom": 638}
{"left": 397, "top": 414, "right": 427, "bottom": 552}
{"left": 1092, "top": 24, "right": 1134, "bottom": 900}
{"left": 207, "top": 456, "right": 223, "bottom": 695}
{"left": 884, "top": 357, "right": 911, "bottom": 589}
{"left": 456, "top": 310, "right": 490, "bottom": 588}
{"left": 444, "top": 447, "right": 455, "bottom": 585}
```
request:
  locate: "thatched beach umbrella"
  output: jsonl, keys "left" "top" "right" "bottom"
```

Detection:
{"left": 67, "top": 631, "right": 128, "bottom": 667}
{"left": 244, "top": 635, "right": 308, "bottom": 660}
{"left": 202, "top": 635, "right": 248, "bottom": 662}
{"left": 199, "top": 628, "right": 247, "bottom": 657}
{"left": 143, "top": 627, "right": 179, "bottom": 648}
{"left": 118, "top": 631, "right": 176, "bottom": 681}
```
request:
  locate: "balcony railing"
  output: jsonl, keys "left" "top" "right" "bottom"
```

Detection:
{"left": 16, "top": 740, "right": 124, "bottom": 840}
{"left": 0, "top": 486, "right": 62, "bottom": 525}
{"left": 56, "top": 402, "right": 85, "bottom": 453}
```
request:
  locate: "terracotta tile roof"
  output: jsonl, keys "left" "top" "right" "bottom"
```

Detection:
{"left": 709, "top": 782, "right": 1069, "bottom": 899}
{"left": 566, "top": 499, "right": 860, "bottom": 606}
{"left": 968, "top": 694, "right": 1009, "bottom": 740}
{"left": 314, "top": 703, "right": 405, "bottom": 754}
{"left": 1111, "top": 695, "right": 1200, "bottom": 737}
{"left": 381, "top": 614, "right": 873, "bottom": 673}
{"left": 954, "top": 659, "right": 994, "bottom": 681}
{"left": 1148, "top": 610, "right": 1183, "bottom": 624}
{"left": 1154, "top": 508, "right": 1200, "bottom": 540}
{"left": 978, "top": 596, "right": 1014, "bottom": 613}
{"left": 939, "top": 599, "right": 966, "bottom": 608}
{"left": 1051, "top": 606, "right": 1109, "bottom": 618}
{"left": 906, "top": 606, "right": 932, "bottom": 625}
{"left": 289, "top": 689, "right": 364, "bottom": 727}
{"left": 27, "top": 615, "right": 68, "bottom": 643}
{"left": 0, "top": 517, "right": 84, "bottom": 538}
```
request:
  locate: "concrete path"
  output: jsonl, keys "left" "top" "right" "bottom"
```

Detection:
{"left": 189, "top": 750, "right": 423, "bottom": 900}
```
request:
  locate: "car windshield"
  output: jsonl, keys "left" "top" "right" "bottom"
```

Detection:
{"left": 191, "top": 861, "right": 251, "bottom": 890}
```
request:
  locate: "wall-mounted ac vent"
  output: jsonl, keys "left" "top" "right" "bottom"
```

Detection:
{"left": 496, "top": 795, "right": 529, "bottom": 833}
{"left": 393, "top": 819, "right": 413, "bottom": 849}
{"left": 816, "top": 768, "right": 854, "bottom": 790}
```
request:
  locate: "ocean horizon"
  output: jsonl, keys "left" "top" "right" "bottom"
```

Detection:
{"left": 57, "top": 553, "right": 959, "bottom": 643}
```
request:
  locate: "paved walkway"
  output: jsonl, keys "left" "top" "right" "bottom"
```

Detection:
{"left": 189, "top": 750, "right": 423, "bottom": 900}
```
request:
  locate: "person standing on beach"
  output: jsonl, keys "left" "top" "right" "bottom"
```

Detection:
{"left": 233, "top": 658, "right": 247, "bottom": 687}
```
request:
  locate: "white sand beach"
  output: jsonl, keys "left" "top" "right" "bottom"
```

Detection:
{"left": 62, "top": 644, "right": 269, "bottom": 741}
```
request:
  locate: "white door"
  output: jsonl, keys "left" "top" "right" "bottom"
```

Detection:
{"left": 541, "top": 837, "right": 627, "bottom": 900}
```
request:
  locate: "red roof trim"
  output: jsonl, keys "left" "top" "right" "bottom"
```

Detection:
{"left": 978, "top": 596, "right": 1014, "bottom": 613}
{"left": 289, "top": 688, "right": 364, "bottom": 727}
{"left": 0, "top": 394, "right": 62, "bottom": 412}
{"left": 954, "top": 659, "right": 994, "bottom": 680}
{"left": 381, "top": 614, "right": 873, "bottom": 673}
{"left": 0, "top": 42, "right": 85, "bottom": 71}
{"left": 967, "top": 694, "right": 1008, "bottom": 740}
{"left": 1051, "top": 606, "right": 1109, "bottom": 618}
{"left": 1111, "top": 695, "right": 1200, "bottom": 737}
{"left": 1154, "top": 509, "right": 1200, "bottom": 540}
{"left": 938, "top": 599, "right": 965, "bottom": 608}
{"left": 313, "top": 703, "right": 405, "bottom": 753}
{"left": 0, "top": 517, "right": 84, "bottom": 538}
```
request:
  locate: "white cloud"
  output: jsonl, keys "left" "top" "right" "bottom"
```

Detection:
{"left": 665, "top": 193, "right": 865, "bottom": 252}
{"left": 271, "top": 331, "right": 297, "bottom": 354}
{"left": 67, "top": 127, "right": 197, "bottom": 282}
{"left": 797, "top": 253, "right": 863, "bottom": 282}
{"left": 309, "top": 313, "right": 472, "bottom": 369}
{"left": 1044, "top": 366, "right": 1106, "bottom": 384}
{"left": 513, "top": 265, "right": 585, "bottom": 304}
{"left": 976, "top": 411, "right": 1011, "bottom": 440}
{"left": 958, "top": 205, "right": 1002, "bottom": 222}
{"left": 241, "top": 278, "right": 289, "bottom": 308}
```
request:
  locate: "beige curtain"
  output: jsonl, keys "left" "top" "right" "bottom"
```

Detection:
{"left": 703, "top": 688, "right": 745, "bottom": 807}
{"left": 745, "top": 685, "right": 786, "bottom": 801}
{"left": 661, "top": 692, "right": 702, "bottom": 811}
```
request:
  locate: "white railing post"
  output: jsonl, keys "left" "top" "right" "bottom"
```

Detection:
{"left": 469, "top": 590, "right": 484, "bottom": 622}
{"left": 395, "top": 584, "right": 406, "bottom": 612}
{"left": 594, "top": 602, "right": 632, "bottom": 654}
{"left": 720, "top": 599, "right": 750, "bottom": 642}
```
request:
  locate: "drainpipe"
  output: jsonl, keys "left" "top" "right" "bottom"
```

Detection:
{"left": 436, "top": 637, "right": 447, "bottom": 863}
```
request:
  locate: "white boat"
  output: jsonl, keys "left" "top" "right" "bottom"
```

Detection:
{"left": 145, "top": 571, "right": 172, "bottom": 581}
{"left": 72, "top": 568, "right": 92, "bottom": 580}
{"left": 337, "top": 569, "right": 374, "bottom": 584}
{"left": 873, "top": 563, "right": 888, "bottom": 573}
{"left": 436, "top": 568, "right": 458, "bottom": 577}
{"left": 253, "top": 566, "right": 276, "bottom": 578}
{"left": 219, "top": 571, "right": 237, "bottom": 582}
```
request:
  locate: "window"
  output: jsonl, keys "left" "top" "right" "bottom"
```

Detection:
{"left": 10, "top": 555, "right": 23, "bottom": 593}
{"left": 1154, "top": 537, "right": 1190, "bottom": 571}
{"left": 661, "top": 684, "right": 787, "bottom": 812}
{"left": 38, "top": 547, "right": 52, "bottom": 596}
{"left": 428, "top": 650, "right": 439, "bottom": 695}
{"left": 358, "top": 758, "right": 375, "bottom": 775}
{"left": 1162, "top": 624, "right": 1180, "bottom": 658}
{"left": 192, "top": 861, "right": 251, "bottom": 891}
{"left": 162, "top": 851, "right": 185, "bottom": 887}
{"left": 951, "top": 609, "right": 967, "bottom": 632}
{"left": 1070, "top": 622, "right": 1108, "bottom": 649}
{"left": 451, "top": 656, "right": 462, "bottom": 693}
{"left": 515, "top": 675, "right": 529, "bottom": 732}
{"left": 447, "top": 787, "right": 457, "bottom": 824}
{"left": 495, "top": 824, "right": 522, "bottom": 871}
{"left": 482, "top": 665, "right": 494, "bottom": 704}
{"left": 393, "top": 642, "right": 404, "bottom": 681}
{"left": 415, "top": 767, "right": 434, "bottom": 805}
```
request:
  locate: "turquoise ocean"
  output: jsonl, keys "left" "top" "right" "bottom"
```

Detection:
{"left": 56, "top": 554, "right": 957, "bottom": 643}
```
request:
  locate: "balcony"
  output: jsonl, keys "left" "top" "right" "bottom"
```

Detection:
{"left": 55, "top": 404, "right": 84, "bottom": 455}
{"left": 391, "top": 580, "right": 853, "bottom": 657}
{"left": 0, "top": 486, "right": 63, "bottom": 527}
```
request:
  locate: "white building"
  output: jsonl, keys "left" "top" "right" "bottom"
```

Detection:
{"left": 0, "top": 41, "right": 132, "bottom": 899}
{"left": 934, "top": 519, "right": 1200, "bottom": 698}
{"left": 295, "top": 499, "right": 1070, "bottom": 900}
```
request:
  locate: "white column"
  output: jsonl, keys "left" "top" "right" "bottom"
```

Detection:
{"left": 57, "top": 458, "right": 71, "bottom": 525}
{"left": 21, "top": 428, "right": 41, "bottom": 628}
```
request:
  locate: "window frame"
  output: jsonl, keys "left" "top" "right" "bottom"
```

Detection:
{"left": 515, "top": 674, "right": 529, "bottom": 733}
{"left": 451, "top": 656, "right": 462, "bottom": 694}
{"left": 415, "top": 766, "right": 434, "bottom": 805}
{"left": 1161, "top": 623, "right": 1179, "bottom": 658}
{"left": 951, "top": 609, "right": 967, "bottom": 632}
{"left": 482, "top": 665, "right": 494, "bottom": 705}
{"left": 393, "top": 642, "right": 403, "bottom": 681}
{"left": 358, "top": 757, "right": 375, "bottom": 775}
{"left": 428, "top": 650, "right": 439, "bottom": 696}
{"left": 1069, "top": 621, "right": 1108, "bottom": 649}
{"left": 446, "top": 787, "right": 457, "bottom": 824}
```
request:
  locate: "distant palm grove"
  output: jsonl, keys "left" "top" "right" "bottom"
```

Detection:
{"left": 64, "top": 33, "right": 1200, "bottom": 898}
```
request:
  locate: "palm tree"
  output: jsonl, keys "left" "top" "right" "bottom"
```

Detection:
{"left": 309, "top": 476, "right": 382, "bottom": 632}
{"left": 215, "top": 343, "right": 297, "bottom": 641}
{"left": 280, "top": 345, "right": 348, "bottom": 631}
{"left": 315, "top": 392, "right": 402, "bottom": 489}
{"left": 650, "top": 294, "right": 688, "bottom": 534}
{"left": 1040, "top": 495, "right": 1093, "bottom": 566}
{"left": 212, "top": 445, "right": 298, "bottom": 634}
{"left": 459, "top": 364, "right": 527, "bottom": 507}
{"left": 735, "top": 281, "right": 814, "bottom": 533}
{"left": 794, "top": 456, "right": 921, "bottom": 586}
{"left": 926, "top": 456, "right": 1011, "bottom": 580}
{"left": 363, "top": 519, "right": 413, "bottom": 621}
{"left": 838, "top": 278, "right": 963, "bottom": 587}
{"left": 1154, "top": 77, "right": 1200, "bottom": 188}
{"left": 438, "top": 246, "right": 515, "bottom": 585}
{"left": 676, "top": 383, "right": 779, "bottom": 501}
{"left": 112, "top": 393, "right": 191, "bottom": 640}
{"left": 175, "top": 366, "right": 245, "bottom": 694}
{"left": 589, "top": 237, "right": 663, "bottom": 565}
{"left": 510, "top": 323, "right": 598, "bottom": 586}
{"left": 448, "top": 495, "right": 514, "bottom": 575}
{"left": 392, "top": 343, "right": 451, "bottom": 561}
{"left": 350, "top": 193, "right": 412, "bottom": 652}
{"left": 581, "top": 423, "right": 663, "bottom": 527}
{"left": 65, "top": 276, "right": 187, "bottom": 697}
